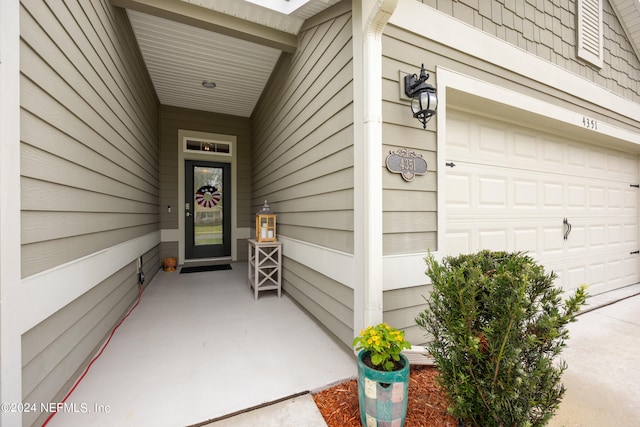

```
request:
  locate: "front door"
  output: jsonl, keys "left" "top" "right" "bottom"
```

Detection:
{"left": 185, "top": 160, "right": 231, "bottom": 259}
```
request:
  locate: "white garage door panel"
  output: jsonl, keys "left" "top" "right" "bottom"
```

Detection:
{"left": 446, "top": 110, "right": 639, "bottom": 294}
{"left": 446, "top": 163, "right": 635, "bottom": 213}
{"left": 447, "top": 115, "right": 637, "bottom": 182}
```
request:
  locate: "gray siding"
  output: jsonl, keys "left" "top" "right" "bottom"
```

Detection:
{"left": 384, "top": 24, "right": 637, "bottom": 129}
{"left": 381, "top": 29, "right": 438, "bottom": 255}
{"left": 418, "top": 0, "right": 640, "bottom": 103}
{"left": 251, "top": 2, "right": 354, "bottom": 345}
{"left": 160, "top": 241, "right": 179, "bottom": 262}
{"left": 381, "top": 0, "right": 640, "bottom": 256}
{"left": 22, "top": 247, "right": 159, "bottom": 427}
{"left": 383, "top": 285, "right": 430, "bottom": 345}
{"left": 381, "top": 110, "right": 438, "bottom": 255}
{"left": 19, "top": 1, "right": 160, "bottom": 425}
{"left": 251, "top": 2, "right": 354, "bottom": 254}
{"left": 283, "top": 257, "right": 354, "bottom": 348}
{"left": 382, "top": 0, "right": 640, "bottom": 340}
{"left": 237, "top": 238, "right": 249, "bottom": 263}
{"left": 20, "top": 0, "right": 159, "bottom": 278}
{"left": 158, "top": 105, "right": 252, "bottom": 261}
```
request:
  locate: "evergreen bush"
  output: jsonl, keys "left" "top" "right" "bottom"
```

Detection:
{"left": 416, "top": 250, "right": 587, "bottom": 427}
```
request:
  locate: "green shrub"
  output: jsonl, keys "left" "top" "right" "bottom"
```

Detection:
{"left": 416, "top": 250, "right": 587, "bottom": 427}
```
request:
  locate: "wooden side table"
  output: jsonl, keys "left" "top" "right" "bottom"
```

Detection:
{"left": 247, "top": 239, "right": 283, "bottom": 300}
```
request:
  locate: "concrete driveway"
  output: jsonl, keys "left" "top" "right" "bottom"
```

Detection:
{"left": 550, "top": 287, "right": 640, "bottom": 427}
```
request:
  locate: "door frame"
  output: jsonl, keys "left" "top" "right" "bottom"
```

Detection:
{"left": 185, "top": 160, "right": 231, "bottom": 259}
{"left": 177, "top": 130, "right": 239, "bottom": 264}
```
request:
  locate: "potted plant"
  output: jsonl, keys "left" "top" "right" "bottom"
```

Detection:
{"left": 416, "top": 250, "right": 587, "bottom": 427}
{"left": 353, "top": 323, "right": 412, "bottom": 427}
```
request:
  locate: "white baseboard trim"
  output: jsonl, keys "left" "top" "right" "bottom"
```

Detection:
{"left": 277, "top": 235, "right": 355, "bottom": 289}
{"left": 20, "top": 231, "right": 160, "bottom": 334}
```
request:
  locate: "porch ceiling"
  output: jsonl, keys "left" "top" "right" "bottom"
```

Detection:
{"left": 111, "top": 0, "right": 340, "bottom": 118}
{"left": 114, "top": 0, "right": 640, "bottom": 119}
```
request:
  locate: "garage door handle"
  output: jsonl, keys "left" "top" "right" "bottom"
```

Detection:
{"left": 563, "top": 218, "right": 572, "bottom": 240}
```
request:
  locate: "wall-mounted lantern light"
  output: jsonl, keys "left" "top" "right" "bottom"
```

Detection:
{"left": 404, "top": 64, "right": 437, "bottom": 129}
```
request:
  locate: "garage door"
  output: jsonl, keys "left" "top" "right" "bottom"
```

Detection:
{"left": 445, "top": 109, "right": 639, "bottom": 294}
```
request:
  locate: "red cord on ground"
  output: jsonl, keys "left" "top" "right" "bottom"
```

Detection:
{"left": 41, "top": 283, "right": 144, "bottom": 427}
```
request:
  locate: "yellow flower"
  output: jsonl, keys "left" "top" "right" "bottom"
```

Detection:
{"left": 367, "top": 338, "right": 372, "bottom": 344}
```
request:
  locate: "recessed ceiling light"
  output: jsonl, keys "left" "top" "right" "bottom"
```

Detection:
{"left": 202, "top": 80, "right": 217, "bottom": 89}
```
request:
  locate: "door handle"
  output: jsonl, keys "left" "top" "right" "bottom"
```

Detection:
{"left": 563, "top": 218, "right": 572, "bottom": 240}
{"left": 186, "top": 212, "right": 191, "bottom": 217}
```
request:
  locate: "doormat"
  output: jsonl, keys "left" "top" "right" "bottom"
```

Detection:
{"left": 180, "top": 264, "right": 232, "bottom": 274}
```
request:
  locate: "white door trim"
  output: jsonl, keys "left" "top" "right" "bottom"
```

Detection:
{"left": 176, "top": 130, "right": 238, "bottom": 263}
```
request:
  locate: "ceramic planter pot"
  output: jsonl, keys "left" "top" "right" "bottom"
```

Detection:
{"left": 357, "top": 350, "right": 410, "bottom": 427}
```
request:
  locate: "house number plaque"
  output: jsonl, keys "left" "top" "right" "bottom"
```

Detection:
{"left": 385, "top": 148, "right": 427, "bottom": 181}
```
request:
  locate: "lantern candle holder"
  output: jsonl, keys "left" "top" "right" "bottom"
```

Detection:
{"left": 256, "top": 200, "right": 277, "bottom": 242}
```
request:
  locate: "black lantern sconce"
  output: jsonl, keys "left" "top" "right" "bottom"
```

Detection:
{"left": 404, "top": 64, "right": 438, "bottom": 129}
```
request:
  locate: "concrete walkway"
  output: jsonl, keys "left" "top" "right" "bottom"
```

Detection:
{"left": 205, "top": 286, "right": 640, "bottom": 427}
{"left": 46, "top": 264, "right": 355, "bottom": 427}
{"left": 48, "top": 266, "right": 638, "bottom": 427}
{"left": 549, "top": 286, "right": 640, "bottom": 427}
{"left": 199, "top": 393, "right": 327, "bottom": 427}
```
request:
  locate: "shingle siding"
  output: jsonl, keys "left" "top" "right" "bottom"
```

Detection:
{"left": 417, "top": 0, "right": 640, "bottom": 102}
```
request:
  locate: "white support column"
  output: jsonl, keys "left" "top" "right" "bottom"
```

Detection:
{"left": 353, "top": 0, "right": 398, "bottom": 337}
{"left": 0, "top": 0, "right": 22, "bottom": 425}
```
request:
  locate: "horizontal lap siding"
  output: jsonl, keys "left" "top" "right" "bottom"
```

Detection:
{"left": 19, "top": 1, "right": 159, "bottom": 426}
{"left": 381, "top": 41, "right": 438, "bottom": 255}
{"left": 384, "top": 24, "right": 637, "bottom": 129}
{"left": 20, "top": 0, "right": 159, "bottom": 277}
{"left": 160, "top": 241, "right": 179, "bottom": 261}
{"left": 252, "top": 6, "right": 354, "bottom": 254}
{"left": 22, "top": 246, "right": 159, "bottom": 427}
{"left": 283, "top": 257, "right": 354, "bottom": 348}
{"left": 158, "top": 106, "right": 252, "bottom": 261}
{"left": 383, "top": 285, "right": 430, "bottom": 345}
{"left": 251, "top": 3, "right": 355, "bottom": 344}
{"left": 382, "top": 2, "right": 640, "bottom": 255}
{"left": 383, "top": 0, "right": 640, "bottom": 343}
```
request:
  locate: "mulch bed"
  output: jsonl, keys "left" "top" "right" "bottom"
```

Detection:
{"left": 313, "top": 365, "right": 457, "bottom": 427}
